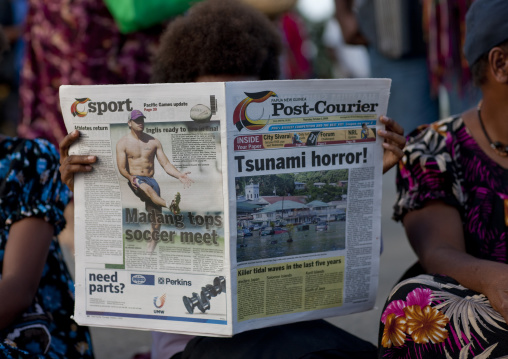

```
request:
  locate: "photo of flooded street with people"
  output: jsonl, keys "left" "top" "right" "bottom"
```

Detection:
{"left": 237, "top": 221, "right": 346, "bottom": 262}
{"left": 236, "top": 170, "right": 348, "bottom": 262}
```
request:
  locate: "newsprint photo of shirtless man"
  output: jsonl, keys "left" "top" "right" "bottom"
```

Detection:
{"left": 116, "top": 109, "right": 194, "bottom": 254}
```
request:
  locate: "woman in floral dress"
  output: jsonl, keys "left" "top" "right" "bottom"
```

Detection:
{"left": 378, "top": 0, "right": 508, "bottom": 357}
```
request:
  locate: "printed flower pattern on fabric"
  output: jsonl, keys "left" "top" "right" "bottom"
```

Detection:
{"left": 381, "top": 288, "right": 449, "bottom": 348}
{"left": 380, "top": 274, "right": 508, "bottom": 358}
{"left": 404, "top": 305, "right": 449, "bottom": 344}
{"left": 381, "top": 314, "right": 407, "bottom": 348}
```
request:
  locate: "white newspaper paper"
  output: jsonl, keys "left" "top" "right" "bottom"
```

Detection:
{"left": 59, "top": 79, "right": 390, "bottom": 337}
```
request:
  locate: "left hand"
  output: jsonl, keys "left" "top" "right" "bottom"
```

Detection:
{"left": 377, "top": 116, "right": 405, "bottom": 174}
{"left": 179, "top": 172, "right": 194, "bottom": 188}
{"left": 59, "top": 130, "right": 97, "bottom": 191}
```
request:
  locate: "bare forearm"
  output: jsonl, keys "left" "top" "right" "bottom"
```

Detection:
{"left": 118, "top": 166, "right": 133, "bottom": 181}
{"left": 421, "top": 246, "right": 508, "bottom": 321}
{"left": 404, "top": 202, "right": 508, "bottom": 321}
{"left": 419, "top": 247, "right": 506, "bottom": 294}
{"left": 0, "top": 278, "right": 37, "bottom": 329}
{"left": 1, "top": 218, "right": 53, "bottom": 330}
{"left": 162, "top": 162, "right": 181, "bottom": 179}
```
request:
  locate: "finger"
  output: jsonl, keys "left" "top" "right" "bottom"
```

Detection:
{"left": 61, "top": 163, "right": 94, "bottom": 176}
{"left": 60, "top": 163, "right": 93, "bottom": 191}
{"left": 59, "top": 130, "right": 80, "bottom": 163}
{"left": 379, "top": 116, "right": 404, "bottom": 136}
{"left": 378, "top": 129, "right": 406, "bottom": 149}
{"left": 63, "top": 154, "right": 97, "bottom": 166}
{"left": 382, "top": 142, "right": 404, "bottom": 158}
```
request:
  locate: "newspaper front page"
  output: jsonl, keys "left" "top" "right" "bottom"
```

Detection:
{"left": 59, "top": 78, "right": 390, "bottom": 337}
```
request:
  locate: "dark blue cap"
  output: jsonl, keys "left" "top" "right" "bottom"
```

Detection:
{"left": 464, "top": 0, "right": 508, "bottom": 66}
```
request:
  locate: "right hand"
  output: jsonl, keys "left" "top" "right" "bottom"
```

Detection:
{"left": 129, "top": 175, "right": 139, "bottom": 189}
{"left": 59, "top": 130, "right": 97, "bottom": 192}
{"left": 378, "top": 116, "right": 405, "bottom": 173}
{"left": 478, "top": 264, "right": 508, "bottom": 324}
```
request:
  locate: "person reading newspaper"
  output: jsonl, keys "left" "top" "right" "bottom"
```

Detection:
{"left": 59, "top": 0, "right": 405, "bottom": 358}
{"left": 116, "top": 109, "right": 193, "bottom": 254}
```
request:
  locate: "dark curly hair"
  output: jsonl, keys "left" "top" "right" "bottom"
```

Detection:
{"left": 151, "top": 0, "right": 282, "bottom": 83}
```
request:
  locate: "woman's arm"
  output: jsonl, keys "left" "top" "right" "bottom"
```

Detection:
{"left": 0, "top": 217, "right": 54, "bottom": 329}
{"left": 378, "top": 116, "right": 405, "bottom": 173}
{"left": 404, "top": 200, "right": 508, "bottom": 322}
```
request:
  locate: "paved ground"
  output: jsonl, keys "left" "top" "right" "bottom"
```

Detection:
{"left": 62, "top": 168, "right": 416, "bottom": 358}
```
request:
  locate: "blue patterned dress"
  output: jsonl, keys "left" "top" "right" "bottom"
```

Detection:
{"left": 0, "top": 137, "right": 94, "bottom": 358}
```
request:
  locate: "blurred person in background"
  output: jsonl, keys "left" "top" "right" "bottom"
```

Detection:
{"left": 0, "top": 27, "right": 94, "bottom": 358}
{"left": 15, "top": 0, "right": 311, "bottom": 151}
{"left": 0, "top": 0, "right": 26, "bottom": 136}
{"left": 16, "top": 0, "right": 164, "bottom": 148}
{"left": 334, "top": 0, "right": 480, "bottom": 133}
{"left": 241, "top": 0, "right": 314, "bottom": 80}
{"left": 322, "top": 16, "right": 370, "bottom": 79}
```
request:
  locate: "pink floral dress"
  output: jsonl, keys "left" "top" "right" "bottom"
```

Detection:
{"left": 379, "top": 115, "right": 508, "bottom": 358}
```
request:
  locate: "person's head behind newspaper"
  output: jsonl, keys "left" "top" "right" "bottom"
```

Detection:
{"left": 151, "top": 0, "right": 282, "bottom": 83}
{"left": 464, "top": 0, "right": 508, "bottom": 86}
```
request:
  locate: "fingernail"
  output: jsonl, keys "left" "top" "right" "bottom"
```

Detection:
{"left": 85, "top": 165, "right": 93, "bottom": 171}
{"left": 87, "top": 156, "right": 96, "bottom": 161}
{"left": 378, "top": 129, "right": 387, "bottom": 135}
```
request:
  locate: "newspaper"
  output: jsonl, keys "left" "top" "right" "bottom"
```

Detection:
{"left": 59, "top": 78, "right": 390, "bottom": 337}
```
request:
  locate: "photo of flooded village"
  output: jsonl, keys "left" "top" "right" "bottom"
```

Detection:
{"left": 236, "top": 170, "right": 348, "bottom": 262}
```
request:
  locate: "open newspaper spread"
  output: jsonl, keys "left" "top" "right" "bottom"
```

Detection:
{"left": 59, "top": 78, "right": 390, "bottom": 337}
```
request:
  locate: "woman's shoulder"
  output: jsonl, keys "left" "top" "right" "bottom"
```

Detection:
{"left": 2, "top": 137, "right": 60, "bottom": 164}
{"left": 401, "top": 115, "right": 466, "bottom": 173}
{"left": 1, "top": 137, "right": 69, "bottom": 232}
{"left": 393, "top": 115, "right": 466, "bottom": 221}
{"left": 406, "top": 115, "right": 464, "bottom": 149}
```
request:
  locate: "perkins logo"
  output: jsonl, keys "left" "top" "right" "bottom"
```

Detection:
{"left": 153, "top": 294, "right": 166, "bottom": 314}
{"left": 131, "top": 274, "right": 155, "bottom": 285}
{"left": 71, "top": 98, "right": 133, "bottom": 117}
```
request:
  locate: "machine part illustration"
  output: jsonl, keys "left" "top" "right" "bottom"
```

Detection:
{"left": 183, "top": 276, "right": 226, "bottom": 314}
